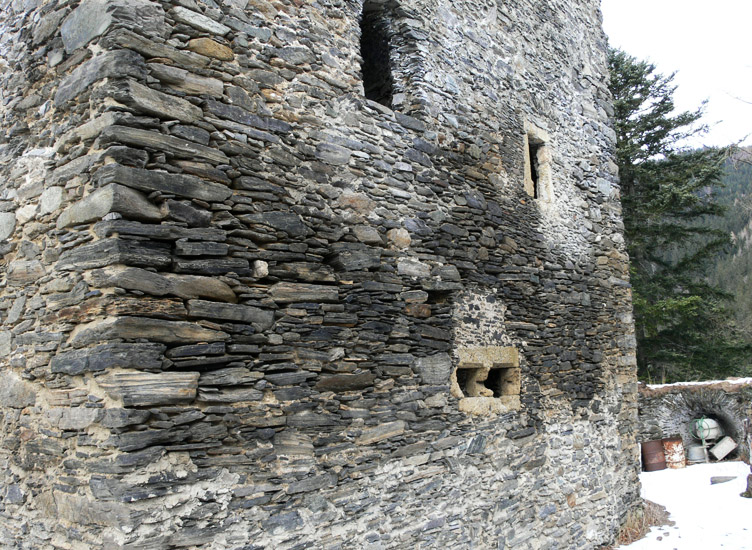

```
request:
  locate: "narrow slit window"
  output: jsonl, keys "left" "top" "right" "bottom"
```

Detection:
{"left": 524, "top": 125, "right": 552, "bottom": 202}
{"left": 360, "top": 5, "right": 394, "bottom": 107}
{"left": 528, "top": 140, "right": 542, "bottom": 199}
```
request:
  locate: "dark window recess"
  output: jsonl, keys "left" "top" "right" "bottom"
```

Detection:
{"left": 456, "top": 367, "right": 495, "bottom": 398}
{"left": 456, "top": 368, "right": 471, "bottom": 395}
{"left": 486, "top": 368, "right": 519, "bottom": 398}
{"left": 528, "top": 140, "right": 542, "bottom": 199}
{"left": 360, "top": 8, "right": 394, "bottom": 107}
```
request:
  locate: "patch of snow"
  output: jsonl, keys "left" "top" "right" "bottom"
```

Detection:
{"left": 646, "top": 378, "right": 752, "bottom": 390}
{"left": 621, "top": 461, "right": 752, "bottom": 549}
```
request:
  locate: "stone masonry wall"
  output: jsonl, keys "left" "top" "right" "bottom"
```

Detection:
{"left": 0, "top": 0, "right": 640, "bottom": 548}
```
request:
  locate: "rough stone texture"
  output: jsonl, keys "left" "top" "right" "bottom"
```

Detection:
{"left": 0, "top": 1, "right": 639, "bottom": 549}
{"left": 639, "top": 380, "right": 752, "bottom": 459}
{"left": 60, "top": 0, "right": 164, "bottom": 53}
{"left": 57, "top": 183, "right": 163, "bottom": 228}
{"left": 0, "top": 212, "right": 15, "bottom": 241}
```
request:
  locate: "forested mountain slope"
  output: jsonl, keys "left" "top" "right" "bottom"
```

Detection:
{"left": 708, "top": 147, "right": 752, "bottom": 333}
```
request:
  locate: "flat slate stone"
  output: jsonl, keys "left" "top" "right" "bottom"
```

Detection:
{"left": 197, "top": 387, "right": 263, "bottom": 403}
{"left": 187, "top": 300, "right": 275, "bottom": 330}
{"left": 98, "top": 127, "right": 229, "bottom": 166}
{"left": 175, "top": 240, "right": 229, "bottom": 256}
{"left": 164, "top": 273, "right": 238, "bottom": 302}
{"left": 0, "top": 332, "right": 9, "bottom": 357}
{"left": 174, "top": 258, "right": 250, "bottom": 275}
{"left": 46, "top": 407, "right": 102, "bottom": 430}
{"left": 398, "top": 257, "right": 431, "bottom": 278}
{"left": 267, "top": 262, "right": 336, "bottom": 283}
{"left": 287, "top": 474, "right": 335, "bottom": 495}
{"left": 287, "top": 412, "right": 339, "bottom": 428}
{"left": 329, "top": 242, "right": 382, "bottom": 271}
{"left": 167, "top": 342, "right": 226, "bottom": 359}
{"left": 269, "top": 282, "right": 338, "bottom": 303}
{"left": 353, "top": 225, "right": 383, "bottom": 245}
{"left": 171, "top": 6, "right": 230, "bottom": 36}
{"left": 149, "top": 63, "right": 224, "bottom": 97}
{"left": 315, "top": 142, "right": 352, "bottom": 165}
{"left": 315, "top": 373, "right": 376, "bottom": 392}
{"left": 108, "top": 428, "right": 184, "bottom": 452}
{"left": 99, "top": 371, "right": 199, "bottom": 407}
{"left": 0, "top": 372, "right": 36, "bottom": 408}
{"left": 71, "top": 316, "right": 229, "bottom": 346}
{"left": 56, "top": 238, "right": 172, "bottom": 271}
{"left": 55, "top": 50, "right": 147, "bottom": 106}
{"left": 0, "top": 212, "right": 15, "bottom": 240}
{"left": 93, "top": 220, "right": 225, "bottom": 242}
{"left": 198, "top": 368, "right": 262, "bottom": 386}
{"left": 101, "top": 408, "right": 151, "bottom": 429}
{"left": 57, "top": 183, "right": 162, "bottom": 229}
{"left": 415, "top": 353, "right": 452, "bottom": 385}
{"left": 51, "top": 343, "right": 165, "bottom": 375}
{"left": 204, "top": 99, "right": 292, "bottom": 133}
{"left": 265, "top": 371, "right": 316, "bottom": 386}
{"left": 7, "top": 260, "right": 46, "bottom": 286}
{"left": 239, "top": 212, "right": 309, "bottom": 237}
{"left": 40, "top": 186, "right": 64, "bottom": 214}
{"left": 95, "top": 164, "right": 232, "bottom": 202}
{"left": 163, "top": 200, "right": 212, "bottom": 227}
{"left": 116, "top": 79, "right": 203, "bottom": 123}
{"left": 88, "top": 266, "right": 237, "bottom": 303}
{"left": 53, "top": 493, "right": 130, "bottom": 528}
{"left": 356, "top": 421, "right": 406, "bottom": 445}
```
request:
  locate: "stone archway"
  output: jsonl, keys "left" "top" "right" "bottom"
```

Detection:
{"left": 639, "top": 380, "right": 752, "bottom": 461}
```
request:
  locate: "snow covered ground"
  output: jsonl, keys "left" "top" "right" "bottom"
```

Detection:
{"left": 645, "top": 378, "right": 752, "bottom": 390}
{"left": 621, "top": 461, "right": 752, "bottom": 549}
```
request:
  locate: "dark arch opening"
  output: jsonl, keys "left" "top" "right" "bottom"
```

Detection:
{"left": 673, "top": 394, "right": 746, "bottom": 461}
{"left": 686, "top": 410, "right": 741, "bottom": 459}
{"left": 641, "top": 387, "right": 750, "bottom": 462}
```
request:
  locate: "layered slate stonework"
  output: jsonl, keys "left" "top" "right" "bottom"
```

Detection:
{"left": 0, "top": 1, "right": 640, "bottom": 548}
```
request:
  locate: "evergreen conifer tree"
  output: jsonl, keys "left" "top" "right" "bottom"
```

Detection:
{"left": 608, "top": 49, "right": 750, "bottom": 382}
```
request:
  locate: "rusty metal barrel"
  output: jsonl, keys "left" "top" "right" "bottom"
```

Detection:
{"left": 662, "top": 436, "right": 686, "bottom": 469}
{"left": 641, "top": 439, "right": 667, "bottom": 471}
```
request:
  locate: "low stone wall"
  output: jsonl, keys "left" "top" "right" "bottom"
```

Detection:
{"left": 638, "top": 380, "right": 752, "bottom": 461}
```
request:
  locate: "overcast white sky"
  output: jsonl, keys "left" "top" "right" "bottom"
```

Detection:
{"left": 600, "top": 0, "right": 752, "bottom": 148}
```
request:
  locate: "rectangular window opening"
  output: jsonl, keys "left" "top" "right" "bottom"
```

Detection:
{"left": 456, "top": 365, "right": 520, "bottom": 399}
{"left": 360, "top": 6, "right": 394, "bottom": 107}
{"left": 452, "top": 347, "right": 521, "bottom": 415}
{"left": 528, "top": 140, "right": 542, "bottom": 199}
{"left": 524, "top": 126, "right": 551, "bottom": 202}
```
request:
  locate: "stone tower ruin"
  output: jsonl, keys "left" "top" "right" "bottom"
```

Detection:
{"left": 0, "top": 0, "right": 640, "bottom": 548}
